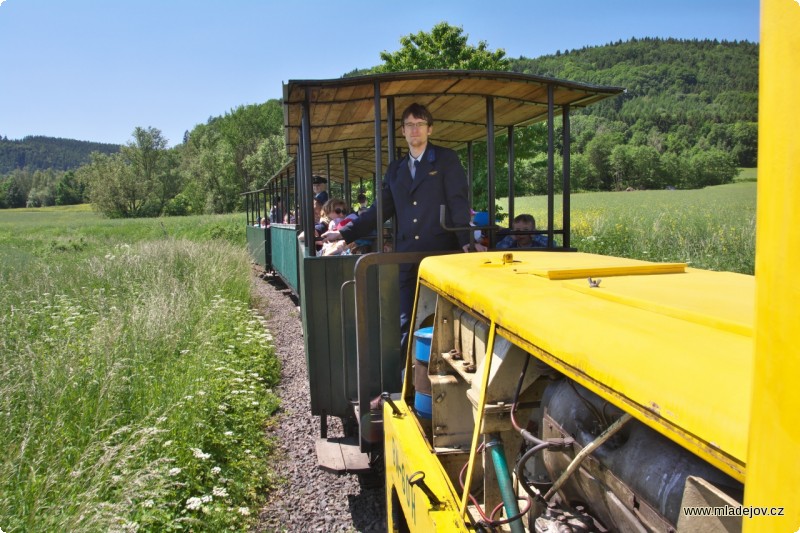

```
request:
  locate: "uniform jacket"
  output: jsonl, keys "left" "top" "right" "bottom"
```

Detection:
{"left": 340, "top": 143, "right": 471, "bottom": 252}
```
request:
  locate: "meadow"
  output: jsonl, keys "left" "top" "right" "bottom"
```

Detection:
{"left": 0, "top": 182, "right": 756, "bottom": 531}
{"left": 508, "top": 181, "right": 756, "bottom": 275}
{"left": 0, "top": 207, "right": 280, "bottom": 532}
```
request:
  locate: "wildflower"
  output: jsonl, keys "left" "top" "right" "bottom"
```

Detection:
{"left": 164, "top": 440, "right": 173, "bottom": 447}
{"left": 192, "top": 448, "right": 211, "bottom": 460}
{"left": 185, "top": 497, "right": 203, "bottom": 510}
{"left": 201, "top": 495, "right": 213, "bottom": 503}
{"left": 142, "top": 499, "right": 154, "bottom": 508}
{"left": 211, "top": 466, "right": 221, "bottom": 475}
{"left": 238, "top": 507, "right": 251, "bottom": 516}
{"left": 212, "top": 486, "right": 228, "bottom": 498}
{"left": 168, "top": 467, "right": 181, "bottom": 476}
{"left": 223, "top": 431, "right": 233, "bottom": 437}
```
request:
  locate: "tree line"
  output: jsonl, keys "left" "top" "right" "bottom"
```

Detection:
{"left": 1, "top": 26, "right": 756, "bottom": 215}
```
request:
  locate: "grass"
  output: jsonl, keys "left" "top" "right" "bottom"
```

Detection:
{"left": 506, "top": 181, "right": 756, "bottom": 275}
{"left": 0, "top": 185, "right": 757, "bottom": 530}
{"left": 0, "top": 206, "right": 280, "bottom": 532}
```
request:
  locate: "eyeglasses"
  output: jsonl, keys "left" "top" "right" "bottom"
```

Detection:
{"left": 334, "top": 208, "right": 345, "bottom": 214}
{"left": 403, "top": 121, "right": 428, "bottom": 130}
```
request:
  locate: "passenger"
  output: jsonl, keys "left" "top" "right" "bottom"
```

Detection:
{"left": 298, "top": 197, "right": 329, "bottom": 248}
{"left": 270, "top": 196, "right": 282, "bottom": 223}
{"left": 471, "top": 211, "right": 490, "bottom": 248}
{"left": 496, "top": 214, "right": 553, "bottom": 249}
{"left": 321, "top": 214, "right": 359, "bottom": 256}
{"left": 325, "top": 198, "right": 348, "bottom": 231}
{"left": 322, "top": 102, "right": 485, "bottom": 363}
{"left": 312, "top": 176, "right": 329, "bottom": 205}
{"left": 313, "top": 196, "right": 324, "bottom": 223}
{"left": 356, "top": 192, "right": 369, "bottom": 215}
{"left": 260, "top": 217, "right": 268, "bottom": 228}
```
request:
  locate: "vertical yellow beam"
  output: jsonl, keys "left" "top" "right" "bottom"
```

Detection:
{"left": 744, "top": 0, "right": 800, "bottom": 530}
{"left": 460, "top": 322, "right": 496, "bottom": 518}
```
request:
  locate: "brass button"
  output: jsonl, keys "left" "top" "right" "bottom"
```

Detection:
{"left": 415, "top": 235, "right": 420, "bottom": 240}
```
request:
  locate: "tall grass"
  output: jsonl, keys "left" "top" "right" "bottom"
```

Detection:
{"left": 507, "top": 182, "right": 756, "bottom": 275}
{"left": 0, "top": 208, "right": 279, "bottom": 532}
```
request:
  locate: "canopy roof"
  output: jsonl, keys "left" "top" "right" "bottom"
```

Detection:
{"left": 282, "top": 70, "right": 624, "bottom": 183}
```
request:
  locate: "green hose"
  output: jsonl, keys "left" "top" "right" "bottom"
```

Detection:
{"left": 486, "top": 435, "right": 524, "bottom": 533}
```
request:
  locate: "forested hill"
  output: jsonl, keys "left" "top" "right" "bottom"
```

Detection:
{"left": 0, "top": 136, "right": 121, "bottom": 174}
{"left": 510, "top": 38, "right": 758, "bottom": 166}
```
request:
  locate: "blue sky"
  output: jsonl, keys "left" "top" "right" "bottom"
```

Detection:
{"left": 0, "top": 0, "right": 759, "bottom": 147}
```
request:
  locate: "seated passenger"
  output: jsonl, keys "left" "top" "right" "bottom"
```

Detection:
{"left": 320, "top": 214, "right": 358, "bottom": 256}
{"left": 471, "top": 211, "right": 490, "bottom": 248}
{"left": 496, "top": 214, "right": 553, "bottom": 249}
{"left": 356, "top": 192, "right": 369, "bottom": 215}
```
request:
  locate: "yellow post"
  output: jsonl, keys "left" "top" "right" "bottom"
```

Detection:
{"left": 459, "top": 322, "right": 496, "bottom": 519}
{"left": 744, "top": 0, "right": 800, "bottom": 530}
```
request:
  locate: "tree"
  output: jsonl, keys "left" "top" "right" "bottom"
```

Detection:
{"left": 243, "top": 134, "right": 289, "bottom": 188}
{"left": 585, "top": 132, "right": 624, "bottom": 190}
{"left": 78, "top": 152, "right": 144, "bottom": 218}
{"left": 178, "top": 101, "right": 284, "bottom": 213}
{"left": 121, "top": 127, "right": 177, "bottom": 214}
{"left": 688, "top": 149, "right": 738, "bottom": 188}
{"left": 377, "top": 22, "right": 509, "bottom": 72}
{"left": 54, "top": 171, "right": 84, "bottom": 205}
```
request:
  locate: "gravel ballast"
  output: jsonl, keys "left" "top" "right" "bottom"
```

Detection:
{"left": 250, "top": 266, "right": 387, "bottom": 533}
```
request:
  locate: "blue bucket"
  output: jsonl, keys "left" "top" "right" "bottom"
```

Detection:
{"left": 414, "top": 326, "right": 434, "bottom": 363}
{"left": 414, "top": 392, "right": 432, "bottom": 419}
{"left": 413, "top": 327, "right": 434, "bottom": 419}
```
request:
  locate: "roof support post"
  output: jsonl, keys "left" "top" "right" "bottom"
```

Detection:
{"left": 387, "top": 97, "right": 396, "bottom": 164}
{"left": 547, "top": 84, "right": 555, "bottom": 248}
{"left": 301, "top": 88, "right": 315, "bottom": 255}
{"left": 507, "top": 126, "right": 515, "bottom": 224}
{"left": 343, "top": 148, "right": 350, "bottom": 209}
{"left": 387, "top": 96, "right": 397, "bottom": 245}
{"left": 486, "top": 96, "right": 496, "bottom": 241}
{"left": 373, "top": 81, "right": 384, "bottom": 252}
{"left": 467, "top": 141, "right": 474, "bottom": 209}
{"left": 562, "top": 105, "right": 571, "bottom": 248}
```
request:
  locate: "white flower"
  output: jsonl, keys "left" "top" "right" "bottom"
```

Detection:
{"left": 212, "top": 486, "right": 228, "bottom": 498}
{"left": 142, "top": 499, "right": 154, "bottom": 508}
{"left": 185, "top": 497, "right": 203, "bottom": 510}
{"left": 191, "top": 448, "right": 211, "bottom": 460}
{"left": 168, "top": 467, "right": 181, "bottom": 476}
{"left": 238, "top": 507, "right": 250, "bottom": 516}
{"left": 201, "top": 495, "right": 212, "bottom": 503}
{"left": 211, "top": 466, "right": 221, "bottom": 475}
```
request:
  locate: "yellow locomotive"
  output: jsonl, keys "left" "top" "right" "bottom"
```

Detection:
{"left": 383, "top": 2, "right": 798, "bottom": 531}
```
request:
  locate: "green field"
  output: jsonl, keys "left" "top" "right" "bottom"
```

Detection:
{"left": 0, "top": 183, "right": 756, "bottom": 531}
{"left": 507, "top": 181, "right": 756, "bottom": 275}
{"left": 0, "top": 207, "right": 281, "bottom": 532}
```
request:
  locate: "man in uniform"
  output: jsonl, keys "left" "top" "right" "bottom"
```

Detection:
{"left": 322, "top": 102, "right": 484, "bottom": 357}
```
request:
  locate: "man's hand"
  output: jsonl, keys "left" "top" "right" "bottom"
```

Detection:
{"left": 462, "top": 243, "right": 487, "bottom": 253}
{"left": 321, "top": 230, "right": 342, "bottom": 243}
